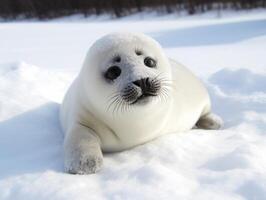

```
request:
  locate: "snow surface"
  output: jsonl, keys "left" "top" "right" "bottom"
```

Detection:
{"left": 0, "top": 10, "right": 266, "bottom": 200}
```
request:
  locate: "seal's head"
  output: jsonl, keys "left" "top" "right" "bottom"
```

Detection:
{"left": 80, "top": 32, "right": 172, "bottom": 115}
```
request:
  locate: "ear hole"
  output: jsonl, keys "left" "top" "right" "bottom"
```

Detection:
{"left": 113, "top": 56, "right": 121, "bottom": 63}
{"left": 135, "top": 50, "right": 142, "bottom": 56}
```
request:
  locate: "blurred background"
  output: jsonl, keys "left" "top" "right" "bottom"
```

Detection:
{"left": 0, "top": 0, "right": 266, "bottom": 20}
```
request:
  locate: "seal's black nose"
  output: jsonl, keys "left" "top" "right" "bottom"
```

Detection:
{"left": 133, "top": 78, "right": 151, "bottom": 93}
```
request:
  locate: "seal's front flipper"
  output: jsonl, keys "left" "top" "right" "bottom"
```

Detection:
{"left": 196, "top": 113, "right": 223, "bottom": 130}
{"left": 64, "top": 124, "right": 103, "bottom": 174}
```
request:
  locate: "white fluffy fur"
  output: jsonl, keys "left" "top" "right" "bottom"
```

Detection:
{"left": 60, "top": 32, "right": 222, "bottom": 174}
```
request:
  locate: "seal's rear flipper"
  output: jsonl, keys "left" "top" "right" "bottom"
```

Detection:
{"left": 196, "top": 113, "right": 223, "bottom": 130}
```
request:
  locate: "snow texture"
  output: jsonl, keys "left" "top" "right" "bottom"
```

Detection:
{"left": 0, "top": 10, "right": 266, "bottom": 200}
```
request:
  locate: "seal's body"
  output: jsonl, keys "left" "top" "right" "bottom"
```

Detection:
{"left": 60, "top": 33, "right": 223, "bottom": 174}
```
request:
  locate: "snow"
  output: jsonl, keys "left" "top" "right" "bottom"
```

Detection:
{"left": 0, "top": 10, "right": 266, "bottom": 200}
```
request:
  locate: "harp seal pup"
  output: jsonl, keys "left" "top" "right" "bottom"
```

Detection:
{"left": 60, "top": 32, "right": 223, "bottom": 174}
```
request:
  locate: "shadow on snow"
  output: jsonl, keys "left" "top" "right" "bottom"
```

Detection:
{"left": 0, "top": 102, "right": 64, "bottom": 179}
{"left": 152, "top": 19, "right": 266, "bottom": 47}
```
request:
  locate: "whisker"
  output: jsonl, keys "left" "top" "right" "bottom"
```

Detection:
{"left": 112, "top": 97, "right": 121, "bottom": 117}
{"left": 107, "top": 93, "right": 121, "bottom": 112}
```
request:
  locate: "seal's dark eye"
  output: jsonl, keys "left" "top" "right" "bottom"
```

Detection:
{"left": 104, "top": 66, "right": 121, "bottom": 81}
{"left": 144, "top": 57, "right": 156, "bottom": 68}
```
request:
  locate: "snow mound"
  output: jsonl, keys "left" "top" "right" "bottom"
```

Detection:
{"left": 209, "top": 68, "right": 266, "bottom": 95}
{"left": 0, "top": 62, "right": 265, "bottom": 200}
{"left": 0, "top": 62, "right": 71, "bottom": 121}
{"left": 207, "top": 68, "right": 266, "bottom": 128}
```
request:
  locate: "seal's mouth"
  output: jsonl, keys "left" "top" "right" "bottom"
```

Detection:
{"left": 131, "top": 93, "right": 157, "bottom": 105}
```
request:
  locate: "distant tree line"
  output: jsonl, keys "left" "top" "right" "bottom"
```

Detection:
{"left": 0, "top": 0, "right": 265, "bottom": 20}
